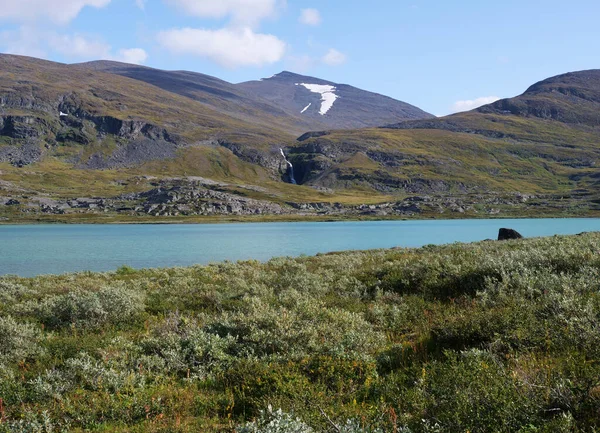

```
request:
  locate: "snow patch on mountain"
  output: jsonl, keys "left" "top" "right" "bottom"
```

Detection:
{"left": 300, "top": 103, "right": 312, "bottom": 114}
{"left": 296, "top": 83, "right": 339, "bottom": 115}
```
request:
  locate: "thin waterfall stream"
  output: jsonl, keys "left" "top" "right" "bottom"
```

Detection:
{"left": 280, "top": 148, "right": 297, "bottom": 184}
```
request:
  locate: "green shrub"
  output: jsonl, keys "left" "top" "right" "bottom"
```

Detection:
{"left": 32, "top": 285, "right": 145, "bottom": 329}
{"left": 29, "top": 352, "right": 147, "bottom": 402}
{"left": 206, "top": 296, "right": 383, "bottom": 360}
{"left": 0, "top": 316, "right": 43, "bottom": 364}
{"left": 419, "top": 349, "right": 542, "bottom": 432}
{"left": 237, "top": 407, "right": 314, "bottom": 433}
{"left": 138, "top": 314, "right": 237, "bottom": 378}
{"left": 0, "top": 280, "right": 36, "bottom": 307}
{"left": 0, "top": 411, "right": 58, "bottom": 433}
{"left": 300, "top": 356, "right": 378, "bottom": 394}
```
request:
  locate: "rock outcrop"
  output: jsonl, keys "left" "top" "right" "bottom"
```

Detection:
{"left": 498, "top": 228, "right": 524, "bottom": 241}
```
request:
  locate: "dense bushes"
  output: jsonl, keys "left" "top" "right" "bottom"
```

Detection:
{"left": 1, "top": 233, "right": 600, "bottom": 431}
{"left": 29, "top": 284, "right": 146, "bottom": 329}
{"left": 0, "top": 316, "right": 43, "bottom": 364}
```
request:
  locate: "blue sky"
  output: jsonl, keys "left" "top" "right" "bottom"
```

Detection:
{"left": 0, "top": 0, "right": 599, "bottom": 115}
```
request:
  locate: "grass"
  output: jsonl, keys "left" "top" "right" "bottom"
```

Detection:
{"left": 292, "top": 120, "right": 598, "bottom": 195}
{"left": 1, "top": 234, "right": 600, "bottom": 431}
{"left": 0, "top": 149, "right": 394, "bottom": 209}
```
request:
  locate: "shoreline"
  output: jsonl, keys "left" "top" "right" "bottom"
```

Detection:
{"left": 1, "top": 210, "right": 600, "bottom": 225}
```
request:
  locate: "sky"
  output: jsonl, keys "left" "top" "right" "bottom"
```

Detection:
{"left": 0, "top": 0, "right": 599, "bottom": 116}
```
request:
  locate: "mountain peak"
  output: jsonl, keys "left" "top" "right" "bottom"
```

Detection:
{"left": 257, "top": 71, "right": 334, "bottom": 85}
{"left": 240, "top": 72, "right": 433, "bottom": 128}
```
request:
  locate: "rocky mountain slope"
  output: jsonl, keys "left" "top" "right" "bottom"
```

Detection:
{"left": 0, "top": 54, "right": 297, "bottom": 169}
{"left": 238, "top": 71, "right": 435, "bottom": 129}
{"left": 77, "top": 62, "right": 433, "bottom": 134}
{"left": 280, "top": 70, "right": 600, "bottom": 212}
{"left": 0, "top": 54, "right": 433, "bottom": 174}
{"left": 1, "top": 56, "right": 600, "bottom": 221}
{"left": 76, "top": 61, "right": 316, "bottom": 135}
{"left": 479, "top": 69, "right": 600, "bottom": 126}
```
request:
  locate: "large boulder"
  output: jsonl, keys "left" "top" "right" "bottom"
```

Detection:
{"left": 498, "top": 228, "right": 523, "bottom": 240}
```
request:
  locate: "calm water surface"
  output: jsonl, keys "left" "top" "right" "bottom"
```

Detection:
{"left": 0, "top": 219, "right": 598, "bottom": 277}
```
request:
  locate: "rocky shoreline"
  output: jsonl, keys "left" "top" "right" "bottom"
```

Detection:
{"left": 1, "top": 178, "right": 596, "bottom": 220}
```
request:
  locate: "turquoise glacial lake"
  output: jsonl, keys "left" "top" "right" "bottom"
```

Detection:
{"left": 0, "top": 219, "right": 598, "bottom": 277}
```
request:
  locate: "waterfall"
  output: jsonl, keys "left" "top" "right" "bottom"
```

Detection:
{"left": 280, "top": 148, "right": 297, "bottom": 184}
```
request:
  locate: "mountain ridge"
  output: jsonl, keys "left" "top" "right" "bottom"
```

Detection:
{"left": 1, "top": 55, "right": 600, "bottom": 221}
{"left": 76, "top": 60, "right": 433, "bottom": 133}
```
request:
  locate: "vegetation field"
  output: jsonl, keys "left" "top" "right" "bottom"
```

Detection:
{"left": 2, "top": 234, "right": 600, "bottom": 432}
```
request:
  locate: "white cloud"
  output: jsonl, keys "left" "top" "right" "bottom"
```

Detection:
{"left": 135, "top": 0, "right": 146, "bottom": 10}
{"left": 165, "top": 0, "right": 281, "bottom": 27}
{"left": 160, "top": 0, "right": 287, "bottom": 68}
{"left": 0, "top": 26, "right": 47, "bottom": 58}
{"left": 48, "top": 33, "right": 148, "bottom": 63}
{"left": 285, "top": 49, "right": 346, "bottom": 73}
{"left": 299, "top": 8, "right": 321, "bottom": 26}
{"left": 116, "top": 48, "right": 148, "bottom": 64}
{"left": 451, "top": 96, "right": 501, "bottom": 113}
{"left": 47, "top": 33, "right": 111, "bottom": 59}
{"left": 322, "top": 48, "right": 347, "bottom": 66}
{"left": 0, "top": 2, "right": 147, "bottom": 65}
{"left": 0, "top": 0, "right": 111, "bottom": 25}
{"left": 158, "top": 27, "right": 286, "bottom": 68}
{"left": 0, "top": 26, "right": 147, "bottom": 64}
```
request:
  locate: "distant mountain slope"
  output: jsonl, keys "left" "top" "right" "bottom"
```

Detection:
{"left": 0, "top": 54, "right": 437, "bottom": 179}
{"left": 385, "top": 69, "right": 600, "bottom": 133}
{"left": 238, "top": 71, "right": 435, "bottom": 129}
{"left": 3, "top": 57, "right": 600, "bottom": 222}
{"left": 0, "top": 54, "right": 294, "bottom": 169}
{"left": 284, "top": 70, "right": 600, "bottom": 198}
{"left": 77, "top": 64, "right": 434, "bottom": 133}
{"left": 478, "top": 69, "right": 600, "bottom": 126}
{"left": 76, "top": 61, "right": 318, "bottom": 135}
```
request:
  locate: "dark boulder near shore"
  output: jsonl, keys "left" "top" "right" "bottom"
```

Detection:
{"left": 498, "top": 228, "right": 524, "bottom": 240}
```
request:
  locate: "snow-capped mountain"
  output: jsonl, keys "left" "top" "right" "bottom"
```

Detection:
{"left": 238, "top": 71, "right": 434, "bottom": 130}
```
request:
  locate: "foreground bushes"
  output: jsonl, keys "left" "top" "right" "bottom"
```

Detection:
{"left": 29, "top": 284, "right": 145, "bottom": 330}
{"left": 1, "top": 233, "right": 600, "bottom": 431}
{"left": 0, "top": 316, "right": 43, "bottom": 364}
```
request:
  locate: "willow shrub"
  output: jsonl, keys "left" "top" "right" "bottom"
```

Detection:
{"left": 24, "top": 284, "right": 145, "bottom": 329}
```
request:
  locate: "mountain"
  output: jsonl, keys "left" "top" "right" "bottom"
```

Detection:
{"left": 1, "top": 56, "right": 600, "bottom": 221}
{"left": 384, "top": 69, "right": 600, "bottom": 134}
{"left": 76, "top": 61, "right": 317, "bottom": 135}
{"left": 478, "top": 69, "right": 600, "bottom": 126}
{"left": 78, "top": 64, "right": 433, "bottom": 133}
{"left": 282, "top": 70, "right": 600, "bottom": 211}
{"left": 238, "top": 71, "right": 435, "bottom": 129}
{"left": 0, "top": 54, "right": 432, "bottom": 171}
{"left": 0, "top": 54, "right": 297, "bottom": 169}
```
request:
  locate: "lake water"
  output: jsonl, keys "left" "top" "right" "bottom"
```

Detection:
{"left": 0, "top": 218, "right": 598, "bottom": 277}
